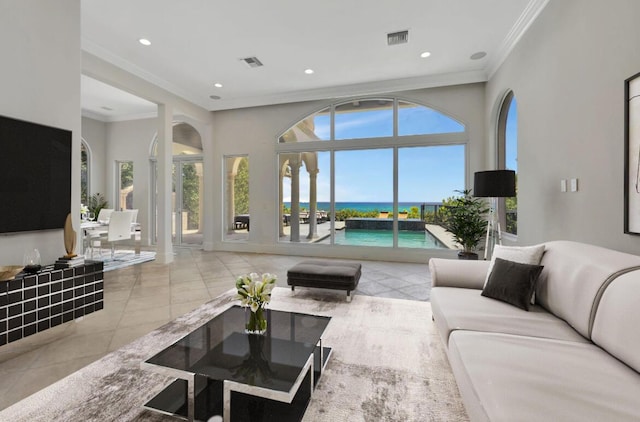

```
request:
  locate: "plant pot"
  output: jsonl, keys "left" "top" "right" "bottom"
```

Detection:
{"left": 457, "top": 251, "right": 479, "bottom": 260}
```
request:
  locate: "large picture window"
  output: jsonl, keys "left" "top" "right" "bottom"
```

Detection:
{"left": 277, "top": 98, "right": 467, "bottom": 250}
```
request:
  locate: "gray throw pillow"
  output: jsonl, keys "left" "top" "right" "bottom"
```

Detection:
{"left": 481, "top": 257, "right": 544, "bottom": 311}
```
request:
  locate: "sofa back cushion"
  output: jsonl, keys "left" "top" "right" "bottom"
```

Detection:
{"left": 535, "top": 241, "right": 640, "bottom": 338}
{"left": 591, "top": 270, "right": 640, "bottom": 373}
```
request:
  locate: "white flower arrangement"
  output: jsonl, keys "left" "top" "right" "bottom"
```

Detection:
{"left": 235, "top": 272, "right": 277, "bottom": 312}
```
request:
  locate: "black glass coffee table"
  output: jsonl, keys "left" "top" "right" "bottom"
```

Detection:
{"left": 141, "top": 305, "right": 332, "bottom": 422}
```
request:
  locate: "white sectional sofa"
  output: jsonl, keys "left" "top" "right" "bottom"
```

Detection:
{"left": 429, "top": 240, "right": 640, "bottom": 421}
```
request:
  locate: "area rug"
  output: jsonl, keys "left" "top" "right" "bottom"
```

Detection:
{"left": 0, "top": 288, "right": 468, "bottom": 422}
{"left": 89, "top": 249, "right": 156, "bottom": 272}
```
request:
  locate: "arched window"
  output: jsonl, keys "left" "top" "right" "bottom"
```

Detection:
{"left": 81, "top": 139, "right": 90, "bottom": 204}
{"left": 497, "top": 91, "right": 518, "bottom": 235}
{"left": 277, "top": 98, "right": 466, "bottom": 250}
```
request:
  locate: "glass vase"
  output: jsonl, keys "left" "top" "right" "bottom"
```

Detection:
{"left": 23, "top": 249, "right": 42, "bottom": 274}
{"left": 245, "top": 305, "right": 267, "bottom": 335}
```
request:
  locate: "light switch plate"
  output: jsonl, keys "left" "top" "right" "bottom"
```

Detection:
{"left": 570, "top": 178, "right": 578, "bottom": 192}
{"left": 561, "top": 179, "right": 567, "bottom": 192}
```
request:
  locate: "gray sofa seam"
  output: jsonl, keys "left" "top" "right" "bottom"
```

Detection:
{"left": 588, "top": 265, "right": 640, "bottom": 338}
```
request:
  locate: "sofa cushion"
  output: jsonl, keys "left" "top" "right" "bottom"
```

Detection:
{"left": 484, "top": 244, "right": 545, "bottom": 287}
{"left": 591, "top": 270, "right": 640, "bottom": 373}
{"left": 481, "top": 258, "right": 543, "bottom": 311}
{"left": 535, "top": 240, "right": 640, "bottom": 338}
{"left": 448, "top": 330, "right": 640, "bottom": 422}
{"left": 429, "top": 258, "right": 490, "bottom": 289}
{"left": 431, "top": 287, "right": 589, "bottom": 345}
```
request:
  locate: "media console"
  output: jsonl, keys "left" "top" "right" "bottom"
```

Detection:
{"left": 0, "top": 261, "right": 104, "bottom": 346}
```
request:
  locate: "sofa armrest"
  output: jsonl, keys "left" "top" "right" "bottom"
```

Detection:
{"left": 429, "top": 258, "right": 490, "bottom": 289}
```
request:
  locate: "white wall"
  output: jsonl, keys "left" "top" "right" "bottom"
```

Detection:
{"left": 212, "top": 83, "right": 486, "bottom": 262}
{"left": 486, "top": 0, "right": 640, "bottom": 254}
{"left": 0, "top": 0, "right": 81, "bottom": 265}
{"left": 105, "top": 118, "right": 156, "bottom": 243}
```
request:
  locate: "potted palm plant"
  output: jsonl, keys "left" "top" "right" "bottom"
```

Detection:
{"left": 440, "top": 189, "right": 489, "bottom": 260}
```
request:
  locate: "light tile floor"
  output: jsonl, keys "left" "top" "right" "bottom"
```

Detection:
{"left": 0, "top": 248, "right": 431, "bottom": 411}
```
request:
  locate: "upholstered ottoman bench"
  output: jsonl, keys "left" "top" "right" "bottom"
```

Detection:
{"left": 287, "top": 260, "right": 362, "bottom": 301}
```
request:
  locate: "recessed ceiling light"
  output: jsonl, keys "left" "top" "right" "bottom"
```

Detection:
{"left": 138, "top": 38, "right": 151, "bottom": 46}
{"left": 214, "top": 83, "right": 223, "bottom": 88}
{"left": 420, "top": 51, "right": 431, "bottom": 58}
{"left": 470, "top": 51, "right": 487, "bottom": 60}
{"left": 209, "top": 95, "right": 221, "bottom": 100}
{"left": 304, "top": 69, "right": 314, "bottom": 75}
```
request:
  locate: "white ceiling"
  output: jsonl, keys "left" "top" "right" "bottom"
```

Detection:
{"left": 80, "top": 0, "right": 548, "bottom": 120}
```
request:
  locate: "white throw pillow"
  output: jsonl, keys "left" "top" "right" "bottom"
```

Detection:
{"left": 484, "top": 244, "right": 546, "bottom": 303}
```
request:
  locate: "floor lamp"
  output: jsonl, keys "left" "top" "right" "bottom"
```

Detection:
{"left": 473, "top": 170, "right": 516, "bottom": 260}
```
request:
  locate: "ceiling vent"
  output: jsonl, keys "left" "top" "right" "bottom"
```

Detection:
{"left": 241, "top": 56, "right": 264, "bottom": 68}
{"left": 387, "top": 30, "right": 409, "bottom": 46}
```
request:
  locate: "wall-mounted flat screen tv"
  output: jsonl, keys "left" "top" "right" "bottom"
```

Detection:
{"left": 0, "top": 115, "right": 71, "bottom": 234}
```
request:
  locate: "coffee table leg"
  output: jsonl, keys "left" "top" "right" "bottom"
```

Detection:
{"left": 223, "top": 381, "right": 231, "bottom": 422}
{"left": 187, "top": 375, "right": 195, "bottom": 422}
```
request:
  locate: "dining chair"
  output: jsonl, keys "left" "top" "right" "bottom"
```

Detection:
{"left": 96, "top": 208, "right": 114, "bottom": 224}
{"left": 106, "top": 211, "right": 135, "bottom": 260}
{"left": 125, "top": 209, "right": 139, "bottom": 223}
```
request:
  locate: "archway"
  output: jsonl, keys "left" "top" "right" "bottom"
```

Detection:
{"left": 151, "top": 122, "right": 204, "bottom": 246}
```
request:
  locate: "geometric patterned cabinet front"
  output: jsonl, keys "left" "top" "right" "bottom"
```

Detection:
{"left": 0, "top": 261, "right": 104, "bottom": 346}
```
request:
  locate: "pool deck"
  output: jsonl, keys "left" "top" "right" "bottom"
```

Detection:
{"left": 425, "top": 224, "right": 459, "bottom": 250}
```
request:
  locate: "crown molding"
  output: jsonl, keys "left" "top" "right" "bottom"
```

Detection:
{"left": 206, "top": 70, "right": 488, "bottom": 111}
{"left": 486, "top": 0, "right": 551, "bottom": 79}
{"left": 82, "top": 109, "right": 157, "bottom": 123}
{"left": 81, "top": 38, "right": 210, "bottom": 110}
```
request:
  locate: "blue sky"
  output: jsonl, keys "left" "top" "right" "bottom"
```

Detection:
{"left": 283, "top": 101, "right": 516, "bottom": 203}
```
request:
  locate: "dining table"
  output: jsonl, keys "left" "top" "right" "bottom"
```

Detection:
{"left": 80, "top": 220, "right": 141, "bottom": 256}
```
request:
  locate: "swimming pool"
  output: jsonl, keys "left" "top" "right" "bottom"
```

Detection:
{"left": 318, "top": 229, "right": 448, "bottom": 249}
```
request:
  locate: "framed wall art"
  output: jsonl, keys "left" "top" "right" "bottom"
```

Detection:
{"left": 625, "top": 71, "right": 640, "bottom": 234}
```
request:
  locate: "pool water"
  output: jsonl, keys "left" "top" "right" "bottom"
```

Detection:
{"left": 320, "top": 229, "right": 447, "bottom": 249}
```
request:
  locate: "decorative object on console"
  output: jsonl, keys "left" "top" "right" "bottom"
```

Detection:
{"left": 22, "top": 248, "right": 42, "bottom": 274}
{"left": 440, "top": 189, "right": 490, "bottom": 260}
{"left": 481, "top": 258, "right": 544, "bottom": 311}
{"left": 473, "top": 170, "right": 516, "bottom": 259}
{"left": 54, "top": 255, "right": 85, "bottom": 269}
{"left": 63, "top": 213, "right": 77, "bottom": 258}
{"left": 235, "top": 272, "right": 277, "bottom": 335}
{"left": 0, "top": 265, "right": 24, "bottom": 282}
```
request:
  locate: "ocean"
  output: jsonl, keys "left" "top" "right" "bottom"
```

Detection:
{"left": 283, "top": 202, "right": 441, "bottom": 213}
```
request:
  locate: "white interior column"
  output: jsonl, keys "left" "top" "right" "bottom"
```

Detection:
{"left": 156, "top": 104, "right": 174, "bottom": 263}
{"left": 290, "top": 156, "right": 301, "bottom": 242}
{"left": 279, "top": 165, "right": 285, "bottom": 237}
{"left": 307, "top": 169, "right": 318, "bottom": 239}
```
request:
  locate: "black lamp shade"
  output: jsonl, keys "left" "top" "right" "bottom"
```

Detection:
{"left": 474, "top": 170, "right": 516, "bottom": 197}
